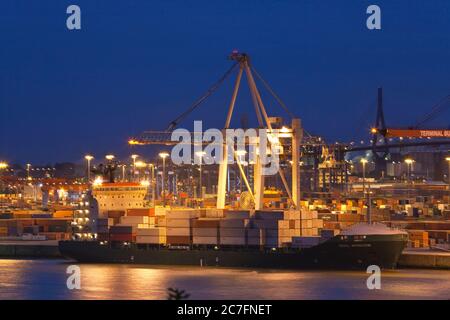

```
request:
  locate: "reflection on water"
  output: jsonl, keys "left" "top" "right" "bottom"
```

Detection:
{"left": 0, "top": 259, "right": 448, "bottom": 299}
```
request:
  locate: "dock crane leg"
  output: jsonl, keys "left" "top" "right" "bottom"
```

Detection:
{"left": 291, "top": 118, "right": 302, "bottom": 209}
{"left": 244, "top": 62, "right": 295, "bottom": 208}
{"left": 217, "top": 67, "right": 244, "bottom": 209}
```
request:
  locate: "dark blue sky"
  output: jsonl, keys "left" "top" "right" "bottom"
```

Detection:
{"left": 1, "top": 0, "right": 450, "bottom": 164}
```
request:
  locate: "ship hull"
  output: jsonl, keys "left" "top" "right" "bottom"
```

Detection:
{"left": 59, "top": 234, "right": 407, "bottom": 270}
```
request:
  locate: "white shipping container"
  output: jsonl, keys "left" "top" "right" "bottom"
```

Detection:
{"left": 166, "top": 209, "right": 201, "bottom": 219}
{"left": 155, "top": 206, "right": 167, "bottom": 216}
{"left": 166, "top": 227, "right": 191, "bottom": 236}
{"left": 166, "top": 218, "right": 192, "bottom": 228}
{"left": 193, "top": 236, "right": 218, "bottom": 245}
{"left": 278, "top": 220, "right": 290, "bottom": 229}
{"left": 136, "top": 235, "right": 166, "bottom": 244}
{"left": 278, "top": 237, "right": 292, "bottom": 246}
{"left": 120, "top": 216, "right": 149, "bottom": 225}
{"left": 289, "top": 229, "right": 301, "bottom": 237}
{"left": 278, "top": 229, "right": 290, "bottom": 237}
{"left": 156, "top": 217, "right": 166, "bottom": 226}
{"left": 193, "top": 227, "right": 217, "bottom": 237}
{"left": 137, "top": 227, "right": 166, "bottom": 236}
{"left": 301, "top": 229, "right": 314, "bottom": 236}
{"left": 312, "top": 219, "right": 324, "bottom": 228}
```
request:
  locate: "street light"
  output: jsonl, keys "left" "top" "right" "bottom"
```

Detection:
{"left": 105, "top": 154, "right": 115, "bottom": 161}
{"left": 404, "top": 158, "right": 414, "bottom": 183}
{"left": 121, "top": 164, "right": 126, "bottom": 181}
{"left": 159, "top": 152, "right": 170, "bottom": 207}
{"left": 135, "top": 160, "right": 146, "bottom": 181}
{"left": 360, "top": 158, "right": 368, "bottom": 194}
{"left": 148, "top": 163, "right": 156, "bottom": 207}
{"left": 84, "top": 155, "right": 94, "bottom": 182}
{"left": 131, "top": 155, "right": 139, "bottom": 181}
{"left": 26, "top": 163, "right": 31, "bottom": 180}
{"left": 196, "top": 151, "right": 206, "bottom": 201}
{"left": 0, "top": 162, "right": 8, "bottom": 170}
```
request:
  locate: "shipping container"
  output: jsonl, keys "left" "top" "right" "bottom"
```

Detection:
{"left": 220, "top": 219, "right": 248, "bottom": 229}
{"left": 193, "top": 227, "right": 218, "bottom": 237}
{"left": 136, "top": 235, "right": 165, "bottom": 244}
{"left": 166, "top": 235, "right": 191, "bottom": 245}
{"left": 127, "top": 208, "right": 155, "bottom": 217}
{"left": 120, "top": 216, "right": 149, "bottom": 225}
{"left": 110, "top": 225, "right": 135, "bottom": 234}
{"left": 193, "top": 236, "right": 218, "bottom": 245}
{"left": 220, "top": 228, "right": 245, "bottom": 238}
{"left": 166, "top": 227, "right": 191, "bottom": 236}
{"left": 193, "top": 219, "right": 220, "bottom": 228}
{"left": 220, "top": 236, "right": 245, "bottom": 245}
{"left": 166, "top": 218, "right": 192, "bottom": 228}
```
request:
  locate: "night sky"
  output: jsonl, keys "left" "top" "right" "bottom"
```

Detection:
{"left": 1, "top": 0, "right": 450, "bottom": 164}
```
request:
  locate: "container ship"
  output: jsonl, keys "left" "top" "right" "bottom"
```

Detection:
{"left": 59, "top": 207, "right": 408, "bottom": 269}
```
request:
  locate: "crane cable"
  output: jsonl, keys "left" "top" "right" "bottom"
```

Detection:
{"left": 414, "top": 94, "right": 450, "bottom": 128}
{"left": 251, "top": 66, "right": 313, "bottom": 138}
{"left": 166, "top": 62, "right": 238, "bottom": 131}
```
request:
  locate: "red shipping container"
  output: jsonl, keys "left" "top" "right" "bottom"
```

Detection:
{"left": 110, "top": 234, "right": 135, "bottom": 242}
{"left": 166, "top": 235, "right": 191, "bottom": 245}
{"left": 107, "top": 211, "right": 125, "bottom": 219}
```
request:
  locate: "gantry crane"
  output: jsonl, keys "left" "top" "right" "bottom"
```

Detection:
{"left": 128, "top": 51, "right": 303, "bottom": 210}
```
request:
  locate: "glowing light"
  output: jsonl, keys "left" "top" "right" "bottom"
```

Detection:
{"left": 135, "top": 161, "right": 146, "bottom": 168}
{"left": 159, "top": 152, "right": 169, "bottom": 159}
{"left": 128, "top": 139, "right": 142, "bottom": 145}
{"left": 0, "top": 162, "right": 8, "bottom": 169}
{"left": 105, "top": 154, "right": 115, "bottom": 161}
{"left": 370, "top": 128, "right": 378, "bottom": 134}
{"left": 140, "top": 180, "right": 150, "bottom": 187}
{"left": 360, "top": 158, "right": 368, "bottom": 164}
{"left": 404, "top": 158, "right": 414, "bottom": 165}
{"left": 84, "top": 155, "right": 94, "bottom": 161}
{"left": 93, "top": 176, "right": 103, "bottom": 186}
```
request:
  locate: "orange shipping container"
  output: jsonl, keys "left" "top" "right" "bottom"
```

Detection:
{"left": 53, "top": 210, "right": 73, "bottom": 218}
{"left": 127, "top": 208, "right": 155, "bottom": 217}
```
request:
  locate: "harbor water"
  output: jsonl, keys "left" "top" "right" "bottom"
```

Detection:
{"left": 0, "top": 259, "right": 449, "bottom": 299}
